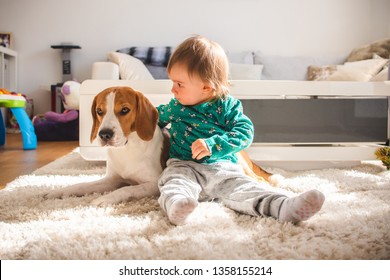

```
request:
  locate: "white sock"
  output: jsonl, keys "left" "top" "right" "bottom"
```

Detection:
{"left": 279, "top": 189, "right": 325, "bottom": 223}
{"left": 167, "top": 197, "right": 198, "bottom": 226}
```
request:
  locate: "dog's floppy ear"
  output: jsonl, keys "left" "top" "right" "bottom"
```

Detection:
{"left": 90, "top": 95, "right": 99, "bottom": 143}
{"left": 134, "top": 90, "right": 158, "bottom": 141}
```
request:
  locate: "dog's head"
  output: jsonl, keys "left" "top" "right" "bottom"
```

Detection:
{"left": 90, "top": 86, "right": 158, "bottom": 147}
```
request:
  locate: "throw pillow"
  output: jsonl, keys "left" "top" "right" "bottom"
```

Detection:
{"left": 347, "top": 38, "right": 390, "bottom": 62}
{"left": 307, "top": 65, "right": 337, "bottom": 81}
{"left": 370, "top": 66, "right": 388, "bottom": 81}
{"left": 145, "top": 65, "right": 168, "bottom": 79}
{"left": 229, "top": 63, "right": 263, "bottom": 80}
{"left": 326, "top": 57, "right": 388, "bottom": 81}
{"left": 226, "top": 51, "right": 254, "bottom": 64}
{"left": 116, "top": 47, "right": 172, "bottom": 66}
{"left": 107, "top": 52, "right": 154, "bottom": 80}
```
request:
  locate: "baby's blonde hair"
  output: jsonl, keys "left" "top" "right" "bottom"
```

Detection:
{"left": 167, "top": 35, "right": 230, "bottom": 98}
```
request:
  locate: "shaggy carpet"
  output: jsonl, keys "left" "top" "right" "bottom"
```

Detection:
{"left": 1, "top": 149, "right": 389, "bottom": 260}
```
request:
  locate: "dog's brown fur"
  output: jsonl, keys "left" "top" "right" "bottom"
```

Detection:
{"left": 92, "top": 86, "right": 272, "bottom": 182}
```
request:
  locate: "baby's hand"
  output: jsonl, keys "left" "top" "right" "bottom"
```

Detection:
{"left": 191, "top": 139, "right": 211, "bottom": 160}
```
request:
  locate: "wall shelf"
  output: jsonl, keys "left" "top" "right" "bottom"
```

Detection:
{"left": 0, "top": 46, "right": 18, "bottom": 91}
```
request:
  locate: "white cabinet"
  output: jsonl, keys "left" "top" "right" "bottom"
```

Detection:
{"left": 79, "top": 80, "right": 390, "bottom": 169}
{"left": 0, "top": 46, "right": 17, "bottom": 91}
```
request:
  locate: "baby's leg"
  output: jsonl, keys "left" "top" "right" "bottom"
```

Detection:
{"left": 167, "top": 196, "right": 198, "bottom": 226}
{"left": 158, "top": 159, "right": 202, "bottom": 226}
{"left": 212, "top": 162, "right": 324, "bottom": 223}
{"left": 279, "top": 189, "right": 325, "bottom": 223}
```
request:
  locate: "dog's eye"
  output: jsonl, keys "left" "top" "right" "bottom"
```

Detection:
{"left": 120, "top": 107, "right": 130, "bottom": 115}
{"left": 96, "top": 108, "right": 103, "bottom": 116}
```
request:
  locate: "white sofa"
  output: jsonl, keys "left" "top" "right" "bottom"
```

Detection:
{"left": 80, "top": 47, "right": 390, "bottom": 170}
{"left": 93, "top": 48, "right": 388, "bottom": 82}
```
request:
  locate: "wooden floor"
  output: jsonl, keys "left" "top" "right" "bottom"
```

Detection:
{"left": 0, "top": 133, "right": 79, "bottom": 189}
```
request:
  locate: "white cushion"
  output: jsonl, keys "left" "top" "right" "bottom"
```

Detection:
{"left": 370, "top": 67, "right": 388, "bottom": 81}
{"left": 91, "top": 62, "right": 120, "bottom": 80}
{"left": 229, "top": 63, "right": 263, "bottom": 80}
{"left": 107, "top": 52, "right": 154, "bottom": 80}
{"left": 327, "top": 58, "right": 388, "bottom": 81}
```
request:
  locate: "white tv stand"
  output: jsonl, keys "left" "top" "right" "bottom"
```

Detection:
{"left": 79, "top": 80, "right": 390, "bottom": 170}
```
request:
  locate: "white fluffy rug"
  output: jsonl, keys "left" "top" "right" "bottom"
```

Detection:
{"left": 1, "top": 149, "right": 389, "bottom": 260}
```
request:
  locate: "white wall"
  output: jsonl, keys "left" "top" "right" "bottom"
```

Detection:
{"left": 0, "top": 0, "right": 389, "bottom": 114}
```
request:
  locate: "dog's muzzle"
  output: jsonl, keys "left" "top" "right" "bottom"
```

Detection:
{"left": 99, "top": 128, "right": 114, "bottom": 143}
{"left": 98, "top": 128, "right": 128, "bottom": 146}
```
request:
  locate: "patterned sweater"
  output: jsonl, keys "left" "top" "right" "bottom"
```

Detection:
{"left": 157, "top": 96, "right": 254, "bottom": 164}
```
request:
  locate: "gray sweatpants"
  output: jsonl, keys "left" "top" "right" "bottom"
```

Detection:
{"left": 158, "top": 158, "right": 287, "bottom": 219}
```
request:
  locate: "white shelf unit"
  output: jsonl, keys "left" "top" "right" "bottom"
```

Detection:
{"left": 0, "top": 46, "right": 18, "bottom": 91}
{"left": 79, "top": 80, "right": 390, "bottom": 169}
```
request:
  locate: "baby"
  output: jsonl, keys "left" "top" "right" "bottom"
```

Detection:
{"left": 157, "top": 35, "right": 325, "bottom": 225}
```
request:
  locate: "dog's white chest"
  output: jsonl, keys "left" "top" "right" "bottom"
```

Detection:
{"left": 106, "top": 130, "right": 164, "bottom": 183}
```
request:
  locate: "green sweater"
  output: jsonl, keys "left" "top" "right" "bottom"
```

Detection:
{"left": 157, "top": 96, "right": 254, "bottom": 164}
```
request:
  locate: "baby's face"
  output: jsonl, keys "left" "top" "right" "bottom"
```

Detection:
{"left": 168, "top": 64, "right": 214, "bottom": 106}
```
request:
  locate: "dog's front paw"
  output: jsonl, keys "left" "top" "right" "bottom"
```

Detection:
{"left": 91, "top": 193, "right": 124, "bottom": 207}
{"left": 44, "top": 189, "right": 71, "bottom": 199}
{"left": 91, "top": 197, "right": 113, "bottom": 207}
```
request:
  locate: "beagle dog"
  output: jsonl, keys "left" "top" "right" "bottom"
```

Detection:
{"left": 46, "top": 86, "right": 272, "bottom": 206}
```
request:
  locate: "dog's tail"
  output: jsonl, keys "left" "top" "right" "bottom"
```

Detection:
{"left": 237, "top": 151, "right": 273, "bottom": 183}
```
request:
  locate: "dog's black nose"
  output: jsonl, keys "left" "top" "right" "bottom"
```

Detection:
{"left": 99, "top": 129, "right": 114, "bottom": 141}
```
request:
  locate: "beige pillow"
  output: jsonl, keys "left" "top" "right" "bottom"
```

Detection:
{"left": 107, "top": 52, "right": 154, "bottom": 80}
{"left": 307, "top": 65, "right": 337, "bottom": 81}
{"left": 347, "top": 38, "right": 390, "bottom": 62}
{"left": 326, "top": 58, "right": 388, "bottom": 81}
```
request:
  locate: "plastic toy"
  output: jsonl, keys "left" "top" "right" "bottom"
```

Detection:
{"left": 0, "top": 88, "right": 37, "bottom": 150}
{"left": 61, "top": 80, "right": 80, "bottom": 109}
{"left": 33, "top": 81, "right": 80, "bottom": 141}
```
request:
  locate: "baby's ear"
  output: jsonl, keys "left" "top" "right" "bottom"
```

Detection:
{"left": 203, "top": 83, "right": 214, "bottom": 94}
